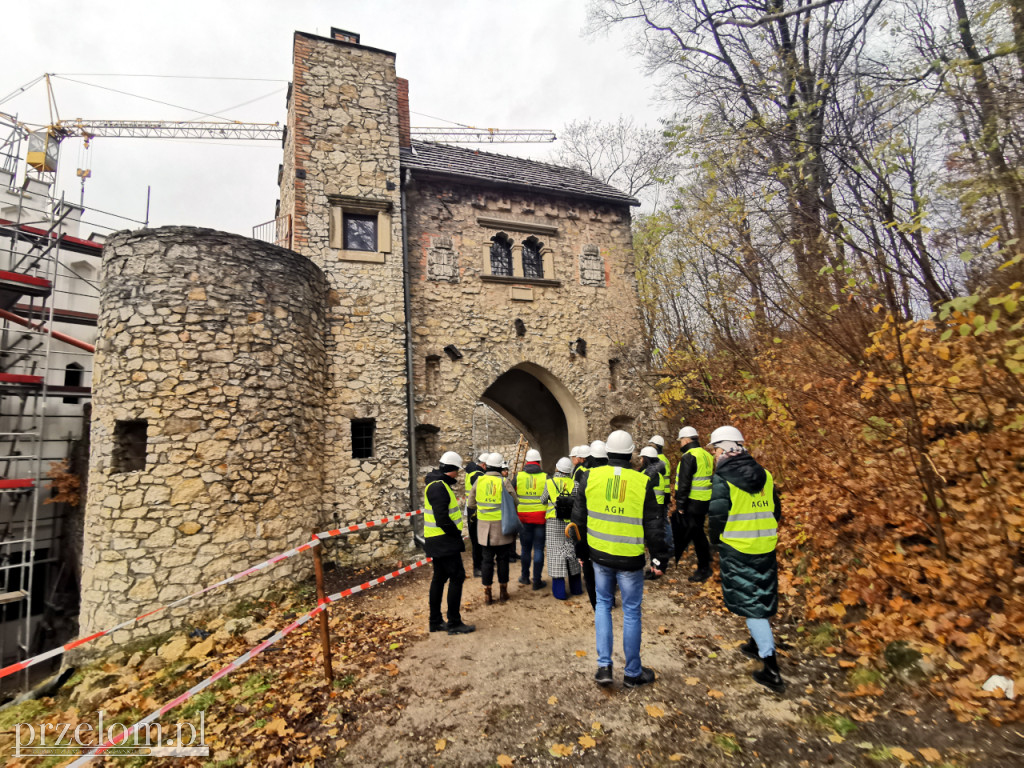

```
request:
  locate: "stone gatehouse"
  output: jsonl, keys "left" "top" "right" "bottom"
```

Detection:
{"left": 78, "top": 26, "right": 657, "bottom": 641}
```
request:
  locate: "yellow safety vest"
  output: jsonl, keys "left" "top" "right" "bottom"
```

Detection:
{"left": 423, "top": 480, "right": 462, "bottom": 538}
{"left": 686, "top": 447, "right": 714, "bottom": 501}
{"left": 516, "top": 471, "right": 548, "bottom": 515}
{"left": 655, "top": 452, "right": 671, "bottom": 504}
{"left": 545, "top": 476, "right": 575, "bottom": 520}
{"left": 584, "top": 465, "right": 648, "bottom": 558}
{"left": 721, "top": 471, "right": 777, "bottom": 555}
{"left": 465, "top": 469, "right": 482, "bottom": 497}
{"left": 474, "top": 474, "right": 503, "bottom": 521}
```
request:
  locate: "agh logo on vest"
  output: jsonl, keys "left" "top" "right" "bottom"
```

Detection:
{"left": 603, "top": 475, "right": 630, "bottom": 513}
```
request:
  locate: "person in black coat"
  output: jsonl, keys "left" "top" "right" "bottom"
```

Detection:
{"left": 707, "top": 427, "right": 784, "bottom": 692}
{"left": 423, "top": 451, "right": 475, "bottom": 635}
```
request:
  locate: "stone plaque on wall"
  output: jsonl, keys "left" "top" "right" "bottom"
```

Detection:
{"left": 580, "top": 244, "right": 604, "bottom": 286}
{"left": 427, "top": 236, "right": 459, "bottom": 282}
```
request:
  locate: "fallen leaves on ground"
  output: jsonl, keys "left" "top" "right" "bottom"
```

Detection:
{"left": 578, "top": 734, "right": 596, "bottom": 749}
{"left": 646, "top": 704, "right": 665, "bottom": 717}
{"left": 549, "top": 743, "right": 573, "bottom": 757}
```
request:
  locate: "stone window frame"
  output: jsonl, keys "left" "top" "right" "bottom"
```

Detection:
{"left": 328, "top": 195, "right": 392, "bottom": 264}
{"left": 477, "top": 217, "right": 559, "bottom": 286}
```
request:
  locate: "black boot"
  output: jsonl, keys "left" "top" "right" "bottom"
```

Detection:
{"left": 752, "top": 653, "right": 785, "bottom": 692}
{"left": 688, "top": 567, "right": 712, "bottom": 583}
{"left": 739, "top": 637, "right": 759, "bottom": 661}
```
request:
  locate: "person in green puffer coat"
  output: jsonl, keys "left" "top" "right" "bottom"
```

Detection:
{"left": 707, "top": 426, "right": 785, "bottom": 693}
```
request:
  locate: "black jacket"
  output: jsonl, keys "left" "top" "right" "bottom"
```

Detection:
{"left": 708, "top": 452, "right": 782, "bottom": 618}
{"left": 674, "top": 448, "right": 698, "bottom": 505}
{"left": 423, "top": 469, "right": 465, "bottom": 558}
{"left": 571, "top": 455, "right": 668, "bottom": 572}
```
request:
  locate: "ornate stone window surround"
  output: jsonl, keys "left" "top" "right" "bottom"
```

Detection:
{"left": 328, "top": 194, "right": 393, "bottom": 264}
{"left": 477, "top": 216, "right": 559, "bottom": 287}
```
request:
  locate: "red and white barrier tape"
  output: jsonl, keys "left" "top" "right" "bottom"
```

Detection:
{"left": 3, "top": 508, "right": 423, "bottom": 680}
{"left": 68, "top": 558, "right": 431, "bottom": 766}
{"left": 0, "top": 539, "right": 320, "bottom": 680}
{"left": 315, "top": 509, "right": 422, "bottom": 540}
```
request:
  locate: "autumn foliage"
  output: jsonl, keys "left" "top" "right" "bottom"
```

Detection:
{"left": 657, "top": 288, "right": 1024, "bottom": 722}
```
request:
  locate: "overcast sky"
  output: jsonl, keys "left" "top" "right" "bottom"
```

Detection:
{"left": 1, "top": 1, "right": 663, "bottom": 239}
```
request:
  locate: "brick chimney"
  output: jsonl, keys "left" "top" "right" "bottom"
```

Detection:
{"left": 330, "top": 27, "right": 360, "bottom": 44}
{"left": 397, "top": 78, "right": 411, "bottom": 149}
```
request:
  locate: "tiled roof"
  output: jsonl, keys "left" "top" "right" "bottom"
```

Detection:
{"left": 400, "top": 141, "right": 640, "bottom": 207}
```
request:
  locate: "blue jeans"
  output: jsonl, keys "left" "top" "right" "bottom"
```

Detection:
{"left": 593, "top": 563, "right": 645, "bottom": 677}
{"left": 746, "top": 617, "right": 775, "bottom": 657}
{"left": 519, "top": 522, "right": 546, "bottom": 582}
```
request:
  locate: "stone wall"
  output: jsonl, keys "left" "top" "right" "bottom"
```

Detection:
{"left": 405, "top": 178, "right": 661, "bottom": 485}
{"left": 79, "top": 227, "right": 328, "bottom": 643}
{"left": 279, "top": 31, "right": 414, "bottom": 564}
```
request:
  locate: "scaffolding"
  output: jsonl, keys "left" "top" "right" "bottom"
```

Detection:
{"left": 0, "top": 113, "right": 102, "bottom": 691}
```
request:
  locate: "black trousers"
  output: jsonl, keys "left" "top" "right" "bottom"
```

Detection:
{"left": 480, "top": 543, "right": 513, "bottom": 587}
{"left": 428, "top": 553, "right": 465, "bottom": 625}
{"left": 582, "top": 557, "right": 596, "bottom": 609}
{"left": 673, "top": 499, "right": 711, "bottom": 570}
{"left": 468, "top": 511, "right": 483, "bottom": 572}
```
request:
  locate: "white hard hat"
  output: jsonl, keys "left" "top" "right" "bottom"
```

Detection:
{"left": 488, "top": 452, "right": 505, "bottom": 467}
{"left": 648, "top": 435, "right": 665, "bottom": 448}
{"left": 577, "top": 444, "right": 591, "bottom": 459}
{"left": 589, "top": 440, "right": 608, "bottom": 459}
{"left": 440, "top": 450, "right": 463, "bottom": 468}
{"left": 556, "top": 457, "right": 573, "bottom": 474}
{"left": 606, "top": 430, "right": 634, "bottom": 454}
{"left": 569, "top": 445, "right": 579, "bottom": 458}
{"left": 525, "top": 449, "right": 542, "bottom": 463}
{"left": 478, "top": 453, "right": 489, "bottom": 463}
{"left": 639, "top": 446, "right": 658, "bottom": 459}
{"left": 708, "top": 426, "right": 744, "bottom": 445}
{"left": 678, "top": 426, "right": 699, "bottom": 439}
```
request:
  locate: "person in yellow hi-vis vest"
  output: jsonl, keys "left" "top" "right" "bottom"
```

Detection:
{"left": 423, "top": 450, "right": 475, "bottom": 635}
{"left": 471, "top": 452, "right": 518, "bottom": 605}
{"left": 673, "top": 426, "right": 714, "bottom": 582}
{"left": 544, "top": 456, "right": 582, "bottom": 600}
{"left": 571, "top": 431, "right": 668, "bottom": 689}
{"left": 707, "top": 426, "right": 784, "bottom": 692}
{"left": 516, "top": 449, "right": 549, "bottom": 590}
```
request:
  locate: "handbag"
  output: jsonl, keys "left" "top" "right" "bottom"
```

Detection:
{"left": 500, "top": 483, "right": 522, "bottom": 536}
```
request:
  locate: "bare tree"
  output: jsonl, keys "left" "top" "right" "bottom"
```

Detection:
{"left": 551, "top": 116, "right": 675, "bottom": 210}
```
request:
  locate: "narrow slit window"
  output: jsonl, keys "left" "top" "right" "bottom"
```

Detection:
{"left": 490, "top": 233, "right": 513, "bottom": 276}
{"left": 343, "top": 213, "right": 378, "bottom": 251}
{"left": 609, "top": 358, "right": 620, "bottom": 392}
{"left": 113, "top": 419, "right": 147, "bottom": 473}
{"left": 522, "top": 236, "right": 544, "bottom": 279}
{"left": 351, "top": 418, "right": 376, "bottom": 459}
{"left": 425, "top": 355, "right": 441, "bottom": 394}
{"left": 63, "top": 362, "right": 84, "bottom": 404}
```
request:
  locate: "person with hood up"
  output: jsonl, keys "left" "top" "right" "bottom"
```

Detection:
{"left": 423, "top": 450, "right": 475, "bottom": 635}
{"left": 571, "top": 431, "right": 668, "bottom": 688}
{"left": 707, "top": 426, "right": 785, "bottom": 692}
{"left": 516, "top": 449, "right": 548, "bottom": 590}
{"left": 471, "top": 452, "right": 518, "bottom": 605}
{"left": 545, "top": 456, "right": 583, "bottom": 600}
{"left": 464, "top": 453, "right": 489, "bottom": 578}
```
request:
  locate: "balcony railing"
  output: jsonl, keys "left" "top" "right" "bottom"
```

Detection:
{"left": 252, "top": 214, "right": 292, "bottom": 250}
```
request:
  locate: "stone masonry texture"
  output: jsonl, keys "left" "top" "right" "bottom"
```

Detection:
{"left": 79, "top": 227, "right": 328, "bottom": 645}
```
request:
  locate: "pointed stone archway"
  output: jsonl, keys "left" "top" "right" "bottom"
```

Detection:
{"left": 479, "top": 362, "right": 586, "bottom": 473}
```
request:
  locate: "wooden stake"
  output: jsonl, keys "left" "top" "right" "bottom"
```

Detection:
{"left": 311, "top": 530, "right": 334, "bottom": 685}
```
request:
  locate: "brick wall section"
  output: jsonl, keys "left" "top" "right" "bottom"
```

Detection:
{"left": 397, "top": 78, "right": 411, "bottom": 149}
{"left": 79, "top": 227, "right": 328, "bottom": 645}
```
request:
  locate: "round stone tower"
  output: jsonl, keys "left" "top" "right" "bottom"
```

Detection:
{"left": 79, "top": 226, "right": 328, "bottom": 643}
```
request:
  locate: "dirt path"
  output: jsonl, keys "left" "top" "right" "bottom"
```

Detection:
{"left": 332, "top": 553, "right": 1023, "bottom": 767}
